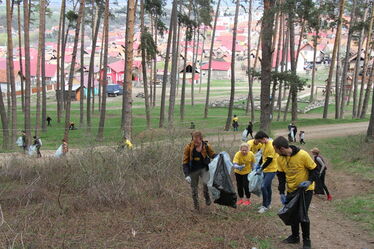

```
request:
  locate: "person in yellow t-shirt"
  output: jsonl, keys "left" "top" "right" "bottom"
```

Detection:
{"left": 247, "top": 139, "right": 262, "bottom": 154}
{"left": 254, "top": 131, "right": 278, "bottom": 213}
{"left": 121, "top": 136, "right": 133, "bottom": 149}
{"left": 232, "top": 143, "right": 255, "bottom": 206}
{"left": 273, "top": 136, "right": 318, "bottom": 249}
{"left": 232, "top": 114, "right": 239, "bottom": 131}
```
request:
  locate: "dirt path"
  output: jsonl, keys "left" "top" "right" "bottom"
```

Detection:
{"left": 269, "top": 163, "right": 374, "bottom": 249}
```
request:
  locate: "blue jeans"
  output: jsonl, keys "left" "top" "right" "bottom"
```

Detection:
{"left": 261, "top": 172, "right": 276, "bottom": 208}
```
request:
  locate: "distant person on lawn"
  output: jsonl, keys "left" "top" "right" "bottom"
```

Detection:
{"left": 311, "top": 148, "right": 332, "bottom": 201}
{"left": 46, "top": 116, "right": 52, "bottom": 126}
{"left": 232, "top": 115, "right": 239, "bottom": 131}
{"left": 233, "top": 143, "right": 255, "bottom": 206}
{"left": 246, "top": 121, "right": 254, "bottom": 139}
{"left": 273, "top": 136, "right": 318, "bottom": 249}
{"left": 182, "top": 131, "right": 216, "bottom": 210}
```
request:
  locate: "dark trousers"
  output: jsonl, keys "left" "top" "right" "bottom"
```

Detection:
{"left": 190, "top": 168, "right": 210, "bottom": 209}
{"left": 320, "top": 170, "right": 330, "bottom": 195}
{"left": 289, "top": 190, "right": 313, "bottom": 240}
{"left": 235, "top": 173, "right": 251, "bottom": 198}
{"left": 246, "top": 130, "right": 253, "bottom": 138}
{"left": 300, "top": 139, "right": 305, "bottom": 144}
{"left": 261, "top": 172, "right": 276, "bottom": 207}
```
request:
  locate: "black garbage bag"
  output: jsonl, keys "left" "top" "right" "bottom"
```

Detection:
{"left": 212, "top": 154, "right": 237, "bottom": 208}
{"left": 278, "top": 188, "right": 310, "bottom": 226}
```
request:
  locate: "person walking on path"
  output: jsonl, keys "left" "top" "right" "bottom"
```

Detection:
{"left": 232, "top": 143, "right": 255, "bottom": 206}
{"left": 33, "top": 136, "right": 42, "bottom": 158}
{"left": 299, "top": 131, "right": 306, "bottom": 144}
{"left": 273, "top": 136, "right": 319, "bottom": 249}
{"left": 182, "top": 131, "right": 216, "bottom": 210}
{"left": 46, "top": 116, "right": 52, "bottom": 126}
{"left": 232, "top": 115, "right": 239, "bottom": 131}
{"left": 311, "top": 148, "right": 332, "bottom": 201}
{"left": 254, "top": 131, "right": 278, "bottom": 213}
{"left": 246, "top": 121, "right": 254, "bottom": 139}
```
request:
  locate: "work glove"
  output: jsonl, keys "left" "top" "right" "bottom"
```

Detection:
{"left": 280, "top": 194, "right": 287, "bottom": 205}
{"left": 298, "top": 180, "right": 311, "bottom": 188}
{"left": 233, "top": 164, "right": 245, "bottom": 171}
{"left": 185, "top": 176, "right": 191, "bottom": 184}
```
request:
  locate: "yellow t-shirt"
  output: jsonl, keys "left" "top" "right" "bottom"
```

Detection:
{"left": 233, "top": 117, "right": 238, "bottom": 122}
{"left": 261, "top": 140, "right": 278, "bottom": 173}
{"left": 233, "top": 151, "right": 255, "bottom": 175}
{"left": 247, "top": 139, "right": 262, "bottom": 154}
{"left": 277, "top": 149, "right": 317, "bottom": 193}
{"left": 124, "top": 139, "right": 133, "bottom": 149}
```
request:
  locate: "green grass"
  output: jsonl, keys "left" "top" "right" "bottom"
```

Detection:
{"left": 303, "top": 135, "right": 374, "bottom": 234}
{"left": 336, "top": 194, "right": 374, "bottom": 233}
{"left": 1, "top": 101, "right": 370, "bottom": 151}
{"left": 304, "top": 135, "right": 374, "bottom": 180}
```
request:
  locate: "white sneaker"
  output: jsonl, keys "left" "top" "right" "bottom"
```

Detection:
{"left": 258, "top": 205, "right": 265, "bottom": 210}
{"left": 258, "top": 206, "right": 268, "bottom": 213}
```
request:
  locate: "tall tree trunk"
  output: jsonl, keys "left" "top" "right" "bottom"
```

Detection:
{"left": 140, "top": 0, "right": 151, "bottom": 129}
{"left": 224, "top": 0, "right": 240, "bottom": 131}
{"left": 340, "top": 0, "right": 357, "bottom": 118}
{"left": 277, "top": 20, "right": 288, "bottom": 121}
{"left": 152, "top": 16, "right": 158, "bottom": 107}
{"left": 122, "top": 0, "right": 137, "bottom": 138}
{"left": 204, "top": 0, "right": 221, "bottom": 118}
{"left": 64, "top": 0, "right": 85, "bottom": 140}
{"left": 271, "top": 13, "right": 283, "bottom": 116}
{"left": 97, "top": 0, "right": 109, "bottom": 140}
{"left": 198, "top": 27, "right": 206, "bottom": 93}
{"left": 158, "top": 0, "right": 176, "bottom": 128}
{"left": 289, "top": 7, "right": 298, "bottom": 121}
{"left": 56, "top": 0, "right": 65, "bottom": 123}
{"left": 295, "top": 20, "right": 305, "bottom": 67}
{"left": 248, "top": 33, "right": 261, "bottom": 121}
{"left": 41, "top": 0, "right": 47, "bottom": 132}
{"left": 35, "top": 0, "right": 43, "bottom": 137}
{"left": 167, "top": 0, "right": 179, "bottom": 127}
{"left": 310, "top": 28, "right": 318, "bottom": 102}
{"left": 358, "top": 4, "right": 373, "bottom": 116}
{"left": 191, "top": 27, "right": 199, "bottom": 106}
{"left": 260, "top": 0, "right": 275, "bottom": 132}
{"left": 98, "top": 27, "right": 105, "bottom": 112}
{"left": 80, "top": 5, "right": 85, "bottom": 126}
{"left": 23, "top": 0, "right": 31, "bottom": 145}
{"left": 245, "top": 0, "right": 253, "bottom": 117}
{"left": 352, "top": 2, "right": 368, "bottom": 118}
{"left": 0, "top": 85, "right": 9, "bottom": 149}
{"left": 367, "top": 71, "right": 374, "bottom": 139}
{"left": 6, "top": 0, "right": 17, "bottom": 144}
{"left": 17, "top": 2, "right": 25, "bottom": 113}
{"left": 334, "top": 34, "right": 342, "bottom": 119}
{"left": 323, "top": 0, "right": 345, "bottom": 119}
{"left": 362, "top": 61, "right": 374, "bottom": 119}
{"left": 87, "top": 3, "right": 101, "bottom": 130}
{"left": 180, "top": 21, "right": 190, "bottom": 121}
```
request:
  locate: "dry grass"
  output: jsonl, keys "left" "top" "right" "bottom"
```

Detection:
{"left": 0, "top": 140, "right": 282, "bottom": 248}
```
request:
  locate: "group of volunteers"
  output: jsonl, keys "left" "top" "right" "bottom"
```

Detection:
{"left": 16, "top": 130, "right": 69, "bottom": 158}
{"left": 182, "top": 128, "right": 332, "bottom": 249}
{"left": 16, "top": 130, "right": 133, "bottom": 158}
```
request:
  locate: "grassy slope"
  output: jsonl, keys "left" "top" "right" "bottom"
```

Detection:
{"left": 303, "top": 135, "right": 374, "bottom": 234}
